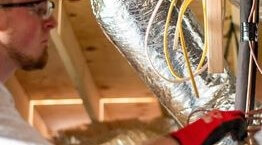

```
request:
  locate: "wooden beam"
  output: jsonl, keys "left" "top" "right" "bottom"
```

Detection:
{"left": 231, "top": 2, "right": 240, "bottom": 26}
{"left": 230, "top": 0, "right": 240, "bottom": 7}
{"left": 50, "top": 0, "right": 101, "bottom": 122}
{"left": 33, "top": 111, "right": 51, "bottom": 139}
{"left": 206, "top": 0, "right": 224, "bottom": 73}
{"left": 29, "top": 99, "right": 84, "bottom": 138}
{"left": 5, "top": 75, "right": 50, "bottom": 138}
{"left": 99, "top": 97, "right": 158, "bottom": 121}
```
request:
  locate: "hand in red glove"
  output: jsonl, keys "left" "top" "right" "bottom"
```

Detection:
{"left": 170, "top": 110, "right": 247, "bottom": 145}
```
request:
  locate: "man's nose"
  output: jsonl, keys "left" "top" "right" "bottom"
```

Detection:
{"left": 43, "top": 16, "right": 57, "bottom": 31}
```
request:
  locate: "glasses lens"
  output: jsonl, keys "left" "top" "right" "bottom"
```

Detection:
{"left": 34, "top": 1, "right": 54, "bottom": 20}
{"left": 46, "top": 1, "right": 54, "bottom": 18}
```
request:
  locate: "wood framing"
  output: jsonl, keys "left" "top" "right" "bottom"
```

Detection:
{"left": 206, "top": 0, "right": 224, "bottom": 73}
{"left": 51, "top": 0, "right": 101, "bottom": 122}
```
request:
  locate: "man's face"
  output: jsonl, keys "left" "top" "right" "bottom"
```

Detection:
{"left": 0, "top": 0, "right": 56, "bottom": 70}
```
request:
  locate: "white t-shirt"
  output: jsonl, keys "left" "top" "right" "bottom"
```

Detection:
{"left": 0, "top": 83, "right": 52, "bottom": 145}
{"left": 255, "top": 130, "right": 262, "bottom": 145}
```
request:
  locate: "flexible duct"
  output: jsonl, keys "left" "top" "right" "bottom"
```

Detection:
{"left": 90, "top": 0, "right": 239, "bottom": 144}
{"left": 91, "top": 0, "right": 236, "bottom": 125}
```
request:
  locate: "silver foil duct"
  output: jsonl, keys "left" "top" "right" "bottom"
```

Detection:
{"left": 90, "top": 0, "right": 237, "bottom": 144}
{"left": 90, "top": 0, "right": 236, "bottom": 124}
{"left": 91, "top": 0, "right": 236, "bottom": 125}
{"left": 91, "top": 0, "right": 242, "bottom": 145}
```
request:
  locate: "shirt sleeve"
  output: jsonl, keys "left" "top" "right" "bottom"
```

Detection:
{"left": 0, "top": 83, "right": 52, "bottom": 145}
{"left": 254, "top": 130, "right": 262, "bottom": 145}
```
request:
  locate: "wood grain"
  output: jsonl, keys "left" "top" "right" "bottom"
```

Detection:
{"left": 206, "top": 0, "right": 224, "bottom": 73}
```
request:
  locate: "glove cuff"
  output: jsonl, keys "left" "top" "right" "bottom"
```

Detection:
{"left": 169, "top": 110, "right": 245, "bottom": 145}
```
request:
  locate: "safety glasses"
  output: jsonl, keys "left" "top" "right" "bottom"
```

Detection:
{"left": 0, "top": 0, "right": 55, "bottom": 20}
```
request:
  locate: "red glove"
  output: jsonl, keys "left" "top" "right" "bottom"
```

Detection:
{"left": 170, "top": 110, "right": 247, "bottom": 145}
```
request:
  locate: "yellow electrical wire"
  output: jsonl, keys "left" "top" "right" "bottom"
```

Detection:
{"left": 180, "top": 28, "right": 200, "bottom": 97}
{"left": 174, "top": 0, "right": 208, "bottom": 71}
{"left": 177, "top": 0, "right": 199, "bottom": 98}
{"left": 173, "top": 0, "right": 193, "bottom": 50}
{"left": 145, "top": 0, "right": 208, "bottom": 84}
{"left": 163, "top": 0, "right": 208, "bottom": 98}
{"left": 163, "top": 0, "right": 182, "bottom": 79}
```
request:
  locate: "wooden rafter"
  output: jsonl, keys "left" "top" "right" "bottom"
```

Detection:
{"left": 51, "top": 0, "right": 101, "bottom": 122}
{"left": 206, "top": 0, "right": 224, "bottom": 73}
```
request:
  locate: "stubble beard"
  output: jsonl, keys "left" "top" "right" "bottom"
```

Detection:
{"left": 8, "top": 46, "right": 48, "bottom": 71}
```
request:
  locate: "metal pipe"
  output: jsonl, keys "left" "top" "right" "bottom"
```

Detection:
{"left": 235, "top": 0, "right": 253, "bottom": 111}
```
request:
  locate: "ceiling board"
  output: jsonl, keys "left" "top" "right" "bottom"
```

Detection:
{"left": 104, "top": 102, "right": 162, "bottom": 122}
{"left": 63, "top": 0, "right": 154, "bottom": 98}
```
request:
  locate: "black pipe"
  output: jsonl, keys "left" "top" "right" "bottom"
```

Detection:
{"left": 249, "top": 0, "right": 259, "bottom": 111}
{"left": 235, "top": 0, "right": 252, "bottom": 111}
{"left": 235, "top": 0, "right": 259, "bottom": 111}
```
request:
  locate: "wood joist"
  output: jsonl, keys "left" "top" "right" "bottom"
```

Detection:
{"left": 51, "top": 0, "right": 101, "bottom": 122}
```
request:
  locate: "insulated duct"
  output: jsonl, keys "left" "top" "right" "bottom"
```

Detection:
{"left": 90, "top": 0, "right": 236, "bottom": 126}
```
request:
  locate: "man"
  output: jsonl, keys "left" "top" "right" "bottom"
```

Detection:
{"left": 0, "top": 0, "right": 56, "bottom": 144}
{"left": 0, "top": 0, "right": 252, "bottom": 145}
